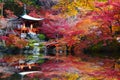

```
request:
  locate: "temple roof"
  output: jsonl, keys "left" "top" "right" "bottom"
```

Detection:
{"left": 21, "top": 14, "right": 44, "bottom": 21}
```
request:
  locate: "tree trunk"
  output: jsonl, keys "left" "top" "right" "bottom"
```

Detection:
{"left": 109, "top": 25, "right": 112, "bottom": 34}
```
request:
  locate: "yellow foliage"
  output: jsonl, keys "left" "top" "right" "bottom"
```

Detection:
{"left": 52, "top": 0, "right": 96, "bottom": 17}
{"left": 51, "top": 78, "right": 59, "bottom": 80}
{"left": 65, "top": 73, "right": 79, "bottom": 80}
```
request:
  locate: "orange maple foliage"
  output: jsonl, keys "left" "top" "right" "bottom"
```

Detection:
{"left": 75, "top": 17, "right": 99, "bottom": 34}
{"left": 5, "top": 34, "right": 28, "bottom": 49}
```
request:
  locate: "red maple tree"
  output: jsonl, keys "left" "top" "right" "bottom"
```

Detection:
{"left": 92, "top": 0, "right": 120, "bottom": 34}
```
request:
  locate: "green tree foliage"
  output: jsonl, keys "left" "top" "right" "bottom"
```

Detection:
{"left": 19, "top": 0, "right": 37, "bottom": 6}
